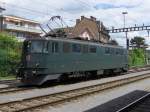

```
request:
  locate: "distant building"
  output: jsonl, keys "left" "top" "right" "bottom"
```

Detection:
{"left": 0, "top": 15, "right": 42, "bottom": 41}
{"left": 70, "top": 16, "right": 110, "bottom": 43}
{"left": 47, "top": 16, "right": 110, "bottom": 43}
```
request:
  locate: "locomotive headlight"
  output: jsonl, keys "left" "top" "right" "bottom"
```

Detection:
{"left": 15, "top": 69, "right": 18, "bottom": 73}
{"left": 26, "top": 55, "right": 31, "bottom": 61}
{"left": 36, "top": 63, "right": 39, "bottom": 67}
{"left": 32, "top": 71, "right": 36, "bottom": 74}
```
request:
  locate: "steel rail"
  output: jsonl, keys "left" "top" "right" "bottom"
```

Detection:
{"left": 0, "top": 80, "right": 17, "bottom": 84}
{"left": 0, "top": 72, "right": 150, "bottom": 112}
{"left": 0, "top": 86, "right": 34, "bottom": 95}
{"left": 0, "top": 66, "right": 149, "bottom": 95}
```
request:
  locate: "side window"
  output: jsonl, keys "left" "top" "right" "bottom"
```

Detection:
{"left": 52, "top": 42, "right": 59, "bottom": 53}
{"left": 110, "top": 48, "right": 114, "bottom": 54}
{"left": 63, "top": 42, "right": 70, "bottom": 53}
{"left": 120, "top": 49, "right": 124, "bottom": 55}
{"left": 124, "top": 50, "right": 126, "bottom": 55}
{"left": 43, "top": 41, "right": 49, "bottom": 53}
{"left": 72, "top": 44, "right": 81, "bottom": 53}
{"left": 116, "top": 49, "right": 119, "bottom": 55}
{"left": 82, "top": 45, "right": 88, "bottom": 53}
{"left": 90, "top": 46, "right": 96, "bottom": 53}
{"left": 105, "top": 47, "right": 110, "bottom": 54}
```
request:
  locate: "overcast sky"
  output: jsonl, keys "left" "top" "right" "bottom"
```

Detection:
{"left": 1, "top": 0, "right": 150, "bottom": 47}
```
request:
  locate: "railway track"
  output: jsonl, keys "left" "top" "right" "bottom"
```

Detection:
{"left": 128, "top": 65, "right": 150, "bottom": 73}
{"left": 0, "top": 72, "right": 150, "bottom": 112}
{"left": 0, "top": 86, "right": 33, "bottom": 95}
{"left": 116, "top": 93, "right": 150, "bottom": 112}
{"left": 0, "top": 66, "right": 150, "bottom": 96}
{"left": 0, "top": 79, "right": 17, "bottom": 85}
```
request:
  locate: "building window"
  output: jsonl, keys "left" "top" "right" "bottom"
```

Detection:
{"left": 72, "top": 44, "right": 81, "bottom": 53}
{"left": 90, "top": 46, "right": 96, "bottom": 53}
{"left": 12, "top": 32, "right": 17, "bottom": 37}
{"left": 52, "top": 42, "right": 59, "bottom": 53}
{"left": 63, "top": 42, "right": 70, "bottom": 53}
{"left": 15, "top": 22, "right": 19, "bottom": 26}
{"left": 82, "top": 45, "right": 88, "bottom": 53}
{"left": 17, "top": 32, "right": 24, "bottom": 38}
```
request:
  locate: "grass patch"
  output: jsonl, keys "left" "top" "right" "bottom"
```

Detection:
{"left": 0, "top": 75, "right": 16, "bottom": 81}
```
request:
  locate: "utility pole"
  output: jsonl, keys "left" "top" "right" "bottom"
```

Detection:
{"left": 0, "top": 6, "right": 5, "bottom": 32}
{"left": 122, "top": 12, "right": 129, "bottom": 50}
{"left": 0, "top": 6, "right": 5, "bottom": 13}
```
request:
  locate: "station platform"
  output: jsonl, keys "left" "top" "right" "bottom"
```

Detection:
{"left": 85, "top": 90, "right": 149, "bottom": 112}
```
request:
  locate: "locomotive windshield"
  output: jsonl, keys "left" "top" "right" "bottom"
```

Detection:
{"left": 31, "top": 41, "right": 48, "bottom": 53}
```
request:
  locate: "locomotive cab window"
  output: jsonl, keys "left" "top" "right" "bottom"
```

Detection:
{"left": 52, "top": 42, "right": 59, "bottom": 53}
{"left": 31, "top": 41, "right": 49, "bottom": 53}
{"left": 31, "top": 41, "right": 43, "bottom": 53}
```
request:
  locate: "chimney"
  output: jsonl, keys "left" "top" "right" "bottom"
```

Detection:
{"left": 90, "top": 16, "right": 96, "bottom": 21}
{"left": 96, "top": 21, "right": 100, "bottom": 31}
{"left": 81, "top": 16, "right": 84, "bottom": 20}
{"left": 76, "top": 19, "right": 80, "bottom": 24}
{"left": 100, "top": 22, "right": 104, "bottom": 30}
{"left": 96, "top": 21, "right": 100, "bottom": 25}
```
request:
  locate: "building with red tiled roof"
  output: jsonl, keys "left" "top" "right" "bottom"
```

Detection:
{"left": 70, "top": 16, "right": 110, "bottom": 43}
{"left": 47, "top": 16, "right": 110, "bottom": 43}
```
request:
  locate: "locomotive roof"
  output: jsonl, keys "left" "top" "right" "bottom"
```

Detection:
{"left": 26, "top": 37, "right": 125, "bottom": 49}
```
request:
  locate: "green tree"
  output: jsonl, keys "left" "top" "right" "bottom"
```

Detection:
{"left": 130, "top": 36, "right": 146, "bottom": 48}
{"left": 129, "top": 36, "right": 147, "bottom": 67}
{"left": 129, "top": 48, "right": 145, "bottom": 67}
{"left": 109, "top": 39, "right": 118, "bottom": 45}
{"left": 0, "top": 32, "right": 22, "bottom": 77}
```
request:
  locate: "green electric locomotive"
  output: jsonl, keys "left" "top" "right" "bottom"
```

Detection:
{"left": 17, "top": 37, "right": 128, "bottom": 85}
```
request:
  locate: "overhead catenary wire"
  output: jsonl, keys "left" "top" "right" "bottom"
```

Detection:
{"left": 0, "top": 0, "right": 97, "bottom": 21}
{"left": 74, "top": 0, "right": 92, "bottom": 9}
{"left": 0, "top": 1, "right": 76, "bottom": 24}
{"left": 0, "top": 0, "right": 102, "bottom": 32}
{"left": 0, "top": 1, "right": 76, "bottom": 32}
{"left": 0, "top": 1, "right": 53, "bottom": 16}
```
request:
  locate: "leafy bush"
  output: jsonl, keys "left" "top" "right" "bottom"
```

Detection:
{"left": 0, "top": 32, "right": 22, "bottom": 77}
